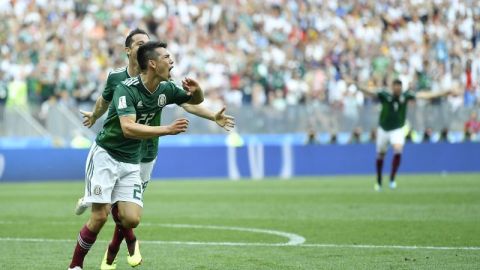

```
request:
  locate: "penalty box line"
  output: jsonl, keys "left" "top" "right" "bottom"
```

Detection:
{"left": 0, "top": 237, "right": 479, "bottom": 251}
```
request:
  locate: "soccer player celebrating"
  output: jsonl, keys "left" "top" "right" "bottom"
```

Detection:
{"left": 68, "top": 41, "right": 205, "bottom": 270}
{"left": 75, "top": 29, "right": 234, "bottom": 270}
{"left": 348, "top": 78, "right": 453, "bottom": 191}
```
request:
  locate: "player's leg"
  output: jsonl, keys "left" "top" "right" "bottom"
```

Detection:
{"left": 103, "top": 160, "right": 153, "bottom": 267}
{"left": 114, "top": 202, "right": 143, "bottom": 267}
{"left": 375, "top": 152, "right": 386, "bottom": 191}
{"left": 389, "top": 128, "right": 406, "bottom": 188}
{"left": 69, "top": 143, "right": 117, "bottom": 269}
{"left": 102, "top": 201, "right": 141, "bottom": 268}
{"left": 117, "top": 201, "right": 142, "bottom": 228}
{"left": 101, "top": 203, "right": 124, "bottom": 269}
{"left": 375, "top": 128, "right": 389, "bottom": 191}
{"left": 126, "top": 159, "right": 154, "bottom": 261}
{"left": 111, "top": 163, "right": 144, "bottom": 267}
{"left": 69, "top": 203, "right": 110, "bottom": 270}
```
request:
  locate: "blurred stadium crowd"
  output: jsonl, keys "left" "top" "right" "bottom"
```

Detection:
{"left": 1, "top": 0, "right": 480, "bottom": 138}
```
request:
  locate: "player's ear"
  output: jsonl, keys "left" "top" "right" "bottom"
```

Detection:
{"left": 148, "top": 59, "right": 156, "bottom": 69}
{"left": 125, "top": 47, "right": 131, "bottom": 57}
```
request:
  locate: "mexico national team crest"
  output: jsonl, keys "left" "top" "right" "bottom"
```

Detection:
{"left": 93, "top": 185, "right": 102, "bottom": 195}
{"left": 158, "top": 94, "right": 167, "bottom": 108}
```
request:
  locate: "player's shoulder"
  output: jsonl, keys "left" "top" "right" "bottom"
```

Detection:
{"left": 403, "top": 89, "right": 415, "bottom": 95}
{"left": 159, "top": 80, "right": 174, "bottom": 87}
{"left": 159, "top": 80, "right": 178, "bottom": 92}
{"left": 379, "top": 88, "right": 389, "bottom": 93}
{"left": 116, "top": 77, "right": 141, "bottom": 98}
{"left": 110, "top": 66, "right": 127, "bottom": 74}
{"left": 107, "top": 66, "right": 128, "bottom": 79}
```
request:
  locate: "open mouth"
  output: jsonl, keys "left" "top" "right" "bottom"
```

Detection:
{"left": 168, "top": 66, "right": 174, "bottom": 78}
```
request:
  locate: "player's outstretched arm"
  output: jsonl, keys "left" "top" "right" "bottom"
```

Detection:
{"left": 80, "top": 96, "right": 110, "bottom": 128}
{"left": 344, "top": 77, "right": 377, "bottom": 97}
{"left": 356, "top": 86, "right": 378, "bottom": 97}
{"left": 182, "top": 77, "right": 204, "bottom": 104}
{"left": 415, "top": 90, "right": 452, "bottom": 100}
{"left": 119, "top": 115, "right": 189, "bottom": 139}
{"left": 180, "top": 104, "right": 235, "bottom": 131}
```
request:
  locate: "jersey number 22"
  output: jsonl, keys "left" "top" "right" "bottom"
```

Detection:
{"left": 137, "top": 113, "right": 155, "bottom": 125}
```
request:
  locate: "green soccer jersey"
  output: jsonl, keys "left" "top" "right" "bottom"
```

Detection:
{"left": 377, "top": 90, "right": 416, "bottom": 131}
{"left": 96, "top": 75, "right": 191, "bottom": 164}
{"left": 101, "top": 67, "right": 163, "bottom": 163}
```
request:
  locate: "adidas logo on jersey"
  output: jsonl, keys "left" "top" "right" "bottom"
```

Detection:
{"left": 123, "top": 77, "right": 139, "bottom": 86}
{"left": 137, "top": 101, "right": 143, "bottom": 108}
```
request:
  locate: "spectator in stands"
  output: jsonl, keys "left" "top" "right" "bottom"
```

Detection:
{"left": 350, "top": 127, "right": 363, "bottom": 144}
{"left": 1, "top": 0, "right": 479, "bottom": 137}
{"left": 2, "top": 0, "right": 480, "bottom": 108}
{"left": 440, "top": 128, "right": 449, "bottom": 142}
{"left": 465, "top": 111, "right": 480, "bottom": 139}
{"left": 423, "top": 128, "right": 433, "bottom": 143}
{"left": 305, "top": 128, "right": 319, "bottom": 145}
{"left": 463, "top": 59, "right": 478, "bottom": 107}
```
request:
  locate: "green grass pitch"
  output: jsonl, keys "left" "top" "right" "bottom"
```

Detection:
{"left": 0, "top": 174, "right": 479, "bottom": 269}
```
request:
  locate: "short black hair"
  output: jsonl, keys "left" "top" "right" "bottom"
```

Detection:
{"left": 392, "top": 79, "right": 402, "bottom": 85}
{"left": 137, "top": 41, "right": 168, "bottom": 71}
{"left": 125, "top": 28, "right": 150, "bottom": 48}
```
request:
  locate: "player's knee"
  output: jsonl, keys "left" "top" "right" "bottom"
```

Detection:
{"left": 87, "top": 208, "right": 109, "bottom": 232}
{"left": 121, "top": 214, "right": 141, "bottom": 228}
{"left": 392, "top": 144, "right": 404, "bottom": 153}
{"left": 92, "top": 210, "right": 109, "bottom": 224}
{"left": 90, "top": 204, "right": 109, "bottom": 223}
{"left": 116, "top": 202, "right": 142, "bottom": 228}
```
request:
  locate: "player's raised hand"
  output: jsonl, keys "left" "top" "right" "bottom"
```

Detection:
{"left": 168, "top": 118, "right": 189, "bottom": 135}
{"left": 182, "top": 77, "right": 201, "bottom": 96}
{"left": 448, "top": 88, "right": 463, "bottom": 97}
{"left": 214, "top": 107, "right": 235, "bottom": 131}
{"left": 80, "top": 110, "right": 97, "bottom": 128}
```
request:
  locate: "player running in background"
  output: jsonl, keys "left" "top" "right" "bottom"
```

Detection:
{"left": 347, "top": 78, "right": 453, "bottom": 191}
{"left": 75, "top": 29, "right": 234, "bottom": 270}
{"left": 68, "top": 41, "right": 204, "bottom": 270}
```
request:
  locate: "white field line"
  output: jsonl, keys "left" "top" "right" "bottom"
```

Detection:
{"left": 144, "top": 223, "right": 306, "bottom": 246}
{"left": 0, "top": 221, "right": 304, "bottom": 246}
{"left": 299, "top": 243, "right": 480, "bottom": 251}
{"left": 1, "top": 221, "right": 479, "bottom": 250}
{"left": 0, "top": 237, "right": 479, "bottom": 251}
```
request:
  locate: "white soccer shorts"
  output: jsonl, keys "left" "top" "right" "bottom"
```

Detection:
{"left": 83, "top": 142, "right": 143, "bottom": 207}
{"left": 376, "top": 127, "right": 405, "bottom": 153}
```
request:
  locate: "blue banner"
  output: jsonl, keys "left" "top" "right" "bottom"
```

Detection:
{"left": 0, "top": 143, "right": 479, "bottom": 182}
